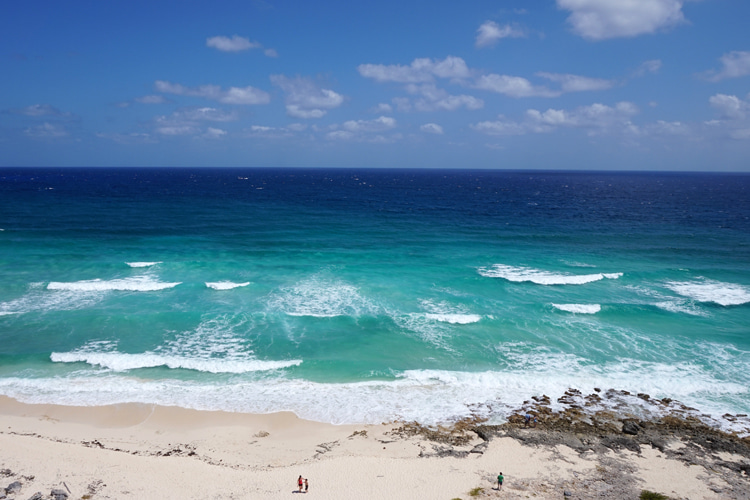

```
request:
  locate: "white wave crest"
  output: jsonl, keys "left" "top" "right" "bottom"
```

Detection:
{"left": 125, "top": 262, "right": 162, "bottom": 268}
{"left": 418, "top": 298, "right": 482, "bottom": 324}
{"left": 624, "top": 285, "right": 707, "bottom": 316}
{"left": 47, "top": 276, "right": 181, "bottom": 292}
{"left": 424, "top": 313, "right": 482, "bottom": 324}
{"left": 551, "top": 304, "right": 601, "bottom": 314}
{"left": 479, "top": 264, "right": 622, "bottom": 285}
{"left": 206, "top": 281, "right": 251, "bottom": 290}
{"left": 50, "top": 351, "right": 301, "bottom": 374}
{"left": 665, "top": 279, "right": 750, "bottom": 306}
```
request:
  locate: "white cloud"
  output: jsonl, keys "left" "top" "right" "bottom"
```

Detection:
{"left": 243, "top": 123, "right": 309, "bottom": 139}
{"left": 155, "top": 80, "right": 271, "bottom": 105}
{"left": 24, "top": 122, "right": 69, "bottom": 138}
{"left": 96, "top": 132, "right": 157, "bottom": 144}
{"left": 342, "top": 116, "right": 396, "bottom": 133}
{"left": 326, "top": 130, "right": 355, "bottom": 141}
{"left": 135, "top": 95, "right": 168, "bottom": 104}
{"left": 557, "top": 0, "right": 686, "bottom": 40}
{"left": 155, "top": 125, "right": 198, "bottom": 136}
{"left": 537, "top": 72, "right": 614, "bottom": 92}
{"left": 702, "top": 51, "right": 750, "bottom": 82}
{"left": 709, "top": 94, "right": 748, "bottom": 120}
{"left": 245, "top": 125, "right": 292, "bottom": 139}
{"left": 271, "top": 75, "right": 344, "bottom": 119}
{"left": 327, "top": 117, "right": 401, "bottom": 142}
{"left": 12, "top": 104, "right": 65, "bottom": 116}
{"left": 264, "top": 48, "right": 278, "bottom": 58}
{"left": 475, "top": 21, "right": 525, "bottom": 48}
{"left": 173, "top": 107, "right": 239, "bottom": 122}
{"left": 633, "top": 59, "right": 663, "bottom": 77}
{"left": 358, "top": 56, "right": 471, "bottom": 83}
{"left": 530, "top": 101, "right": 639, "bottom": 129}
{"left": 645, "top": 120, "right": 690, "bottom": 136}
{"left": 475, "top": 74, "right": 559, "bottom": 98}
{"left": 404, "top": 84, "right": 484, "bottom": 111}
{"left": 420, "top": 123, "right": 444, "bottom": 134}
{"left": 152, "top": 107, "right": 237, "bottom": 136}
{"left": 201, "top": 127, "right": 227, "bottom": 139}
{"left": 471, "top": 117, "right": 528, "bottom": 136}
{"left": 472, "top": 101, "right": 639, "bottom": 136}
{"left": 206, "top": 35, "right": 260, "bottom": 52}
{"left": 702, "top": 93, "right": 750, "bottom": 140}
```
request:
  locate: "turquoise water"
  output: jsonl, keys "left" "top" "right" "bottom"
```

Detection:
{"left": 0, "top": 168, "right": 748, "bottom": 427}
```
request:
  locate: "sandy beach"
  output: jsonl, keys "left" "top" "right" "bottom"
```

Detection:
{"left": 2, "top": 395, "right": 748, "bottom": 500}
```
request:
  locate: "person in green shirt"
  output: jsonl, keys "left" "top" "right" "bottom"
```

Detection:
{"left": 497, "top": 472, "right": 504, "bottom": 489}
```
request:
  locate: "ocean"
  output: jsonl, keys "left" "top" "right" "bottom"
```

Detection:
{"left": 1, "top": 167, "right": 749, "bottom": 430}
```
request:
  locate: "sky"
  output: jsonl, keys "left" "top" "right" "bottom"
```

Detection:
{"left": 1, "top": 0, "right": 750, "bottom": 171}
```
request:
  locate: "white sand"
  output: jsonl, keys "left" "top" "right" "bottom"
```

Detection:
{"left": 0, "top": 396, "right": 729, "bottom": 499}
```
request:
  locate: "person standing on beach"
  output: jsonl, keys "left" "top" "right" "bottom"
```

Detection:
{"left": 298, "top": 475, "right": 303, "bottom": 492}
{"left": 497, "top": 472, "right": 504, "bottom": 489}
{"left": 304, "top": 478, "right": 308, "bottom": 493}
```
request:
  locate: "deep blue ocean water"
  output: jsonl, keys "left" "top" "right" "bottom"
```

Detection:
{"left": 0, "top": 168, "right": 748, "bottom": 428}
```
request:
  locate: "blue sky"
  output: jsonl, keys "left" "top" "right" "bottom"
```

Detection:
{"left": 2, "top": 0, "right": 749, "bottom": 170}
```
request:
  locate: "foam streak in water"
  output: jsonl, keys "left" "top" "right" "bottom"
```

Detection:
{"left": 47, "top": 276, "right": 181, "bottom": 292}
{"left": 665, "top": 279, "right": 750, "bottom": 306}
{"left": 479, "top": 264, "right": 622, "bottom": 285}
{"left": 268, "top": 276, "right": 378, "bottom": 317}
{"left": 551, "top": 304, "right": 601, "bottom": 314}
{"left": 206, "top": 282, "right": 251, "bottom": 290}
{"left": 50, "top": 351, "right": 301, "bottom": 373}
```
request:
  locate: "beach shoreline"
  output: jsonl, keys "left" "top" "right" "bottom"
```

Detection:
{"left": 2, "top": 395, "right": 749, "bottom": 499}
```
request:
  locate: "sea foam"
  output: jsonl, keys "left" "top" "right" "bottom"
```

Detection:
{"left": 665, "top": 279, "right": 750, "bottom": 306}
{"left": 424, "top": 313, "right": 482, "bottom": 324}
{"left": 4, "top": 354, "right": 749, "bottom": 431}
{"left": 479, "top": 264, "right": 622, "bottom": 285}
{"left": 125, "top": 262, "right": 162, "bottom": 268}
{"left": 206, "top": 281, "right": 251, "bottom": 290}
{"left": 419, "top": 298, "right": 481, "bottom": 324}
{"left": 47, "top": 276, "right": 181, "bottom": 292}
{"left": 268, "top": 277, "right": 379, "bottom": 317}
{"left": 551, "top": 304, "right": 601, "bottom": 314}
{"left": 50, "top": 351, "right": 301, "bottom": 374}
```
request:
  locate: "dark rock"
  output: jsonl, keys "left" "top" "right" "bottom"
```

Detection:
{"left": 473, "top": 427, "right": 491, "bottom": 441}
{"left": 470, "top": 441, "right": 488, "bottom": 454}
{"left": 51, "top": 488, "right": 69, "bottom": 500}
{"left": 564, "top": 491, "right": 572, "bottom": 497}
{"left": 601, "top": 436, "right": 641, "bottom": 453}
{"left": 5, "top": 481, "right": 22, "bottom": 494}
{"left": 622, "top": 421, "right": 640, "bottom": 435}
{"left": 27, "top": 493, "right": 43, "bottom": 500}
{"left": 647, "top": 437, "right": 667, "bottom": 453}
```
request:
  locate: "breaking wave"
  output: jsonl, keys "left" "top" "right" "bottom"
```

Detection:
{"left": 479, "top": 264, "right": 622, "bottom": 285}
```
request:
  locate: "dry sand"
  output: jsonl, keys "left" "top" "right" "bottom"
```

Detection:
{"left": 0, "top": 396, "right": 743, "bottom": 499}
